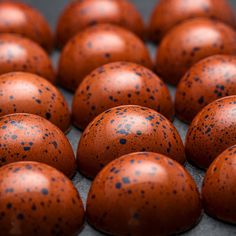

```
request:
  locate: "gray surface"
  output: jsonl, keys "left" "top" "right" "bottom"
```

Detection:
{"left": 22, "top": 0, "right": 236, "bottom": 235}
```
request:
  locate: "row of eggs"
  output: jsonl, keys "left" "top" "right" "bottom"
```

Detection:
{"left": 1, "top": 0, "right": 236, "bottom": 235}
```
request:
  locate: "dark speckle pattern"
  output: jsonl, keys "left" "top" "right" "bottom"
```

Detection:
{"left": 72, "top": 61, "right": 174, "bottom": 129}
{"left": 148, "top": 0, "right": 236, "bottom": 43}
{"left": 176, "top": 55, "right": 236, "bottom": 123}
{"left": 0, "top": 34, "right": 54, "bottom": 82}
{"left": 202, "top": 145, "right": 236, "bottom": 224}
{"left": 186, "top": 95, "right": 236, "bottom": 169}
{"left": 0, "top": 161, "right": 84, "bottom": 236}
{"left": 0, "top": 1, "right": 53, "bottom": 52}
{"left": 77, "top": 105, "right": 185, "bottom": 178}
{"left": 58, "top": 24, "right": 152, "bottom": 91}
{"left": 0, "top": 71, "right": 70, "bottom": 132}
{"left": 86, "top": 152, "right": 202, "bottom": 236}
{"left": 55, "top": 0, "right": 144, "bottom": 48}
{"left": 156, "top": 18, "right": 236, "bottom": 85}
{"left": 0, "top": 113, "right": 76, "bottom": 178}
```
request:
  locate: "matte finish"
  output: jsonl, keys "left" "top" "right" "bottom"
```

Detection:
{"left": 0, "top": 34, "right": 55, "bottom": 82}
{"left": 77, "top": 105, "right": 185, "bottom": 179}
{"left": 72, "top": 61, "right": 174, "bottom": 130}
{"left": 202, "top": 145, "right": 236, "bottom": 224}
{"left": 0, "top": 113, "right": 76, "bottom": 178}
{"left": 55, "top": 0, "right": 144, "bottom": 48}
{"left": 58, "top": 24, "right": 152, "bottom": 91}
{"left": 175, "top": 55, "right": 236, "bottom": 123}
{"left": 148, "top": 0, "right": 236, "bottom": 43}
{"left": 156, "top": 18, "right": 236, "bottom": 85}
{"left": 87, "top": 152, "right": 202, "bottom": 236}
{"left": 0, "top": 161, "right": 84, "bottom": 236}
{"left": 0, "top": 72, "right": 70, "bottom": 132}
{"left": 186, "top": 95, "right": 236, "bottom": 169}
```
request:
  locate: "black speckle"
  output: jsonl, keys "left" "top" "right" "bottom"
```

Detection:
{"left": 119, "top": 139, "right": 126, "bottom": 145}
{"left": 45, "top": 112, "right": 51, "bottom": 119}
{"left": 41, "top": 188, "right": 49, "bottom": 195}
{"left": 115, "top": 182, "right": 122, "bottom": 189}
{"left": 198, "top": 96, "right": 204, "bottom": 104}
{"left": 17, "top": 213, "right": 24, "bottom": 220}
{"left": 23, "top": 147, "right": 31, "bottom": 151}
{"left": 122, "top": 177, "right": 130, "bottom": 184}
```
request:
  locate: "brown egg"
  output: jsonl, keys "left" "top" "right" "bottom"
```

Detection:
{"left": 72, "top": 61, "right": 174, "bottom": 130}
{"left": 0, "top": 34, "right": 54, "bottom": 82}
{"left": 87, "top": 152, "right": 202, "bottom": 236}
{"left": 0, "top": 1, "right": 53, "bottom": 52}
{"left": 58, "top": 24, "right": 152, "bottom": 91}
{"left": 0, "top": 161, "right": 84, "bottom": 236}
{"left": 156, "top": 18, "right": 236, "bottom": 85}
{"left": 148, "top": 0, "right": 236, "bottom": 43}
{"left": 175, "top": 55, "right": 236, "bottom": 123}
{"left": 185, "top": 95, "right": 236, "bottom": 169}
{"left": 0, "top": 72, "right": 70, "bottom": 132}
{"left": 77, "top": 105, "right": 185, "bottom": 179}
{"left": 202, "top": 145, "right": 236, "bottom": 224}
{"left": 0, "top": 113, "right": 76, "bottom": 178}
{"left": 55, "top": 0, "right": 144, "bottom": 48}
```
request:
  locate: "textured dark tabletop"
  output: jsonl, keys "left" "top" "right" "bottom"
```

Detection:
{"left": 19, "top": 0, "right": 236, "bottom": 235}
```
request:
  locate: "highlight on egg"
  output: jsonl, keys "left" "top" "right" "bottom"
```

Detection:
{"left": 72, "top": 61, "right": 174, "bottom": 130}
{"left": 0, "top": 113, "right": 76, "bottom": 178}
{"left": 0, "top": 161, "right": 84, "bottom": 236}
{"left": 77, "top": 105, "right": 185, "bottom": 179}
{"left": 58, "top": 24, "right": 152, "bottom": 91}
{"left": 86, "top": 152, "right": 202, "bottom": 236}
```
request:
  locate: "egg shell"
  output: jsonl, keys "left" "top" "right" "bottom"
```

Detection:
{"left": 58, "top": 24, "right": 152, "bottom": 91}
{"left": 0, "top": 34, "right": 55, "bottom": 82}
{"left": 148, "top": 0, "right": 236, "bottom": 43}
{"left": 0, "top": 1, "right": 53, "bottom": 52}
{"left": 185, "top": 95, "right": 236, "bottom": 169}
{"left": 0, "top": 161, "right": 84, "bottom": 236}
{"left": 202, "top": 145, "right": 236, "bottom": 224}
{"left": 175, "top": 55, "right": 236, "bottom": 123}
{"left": 156, "top": 18, "right": 236, "bottom": 85}
{"left": 0, "top": 113, "right": 76, "bottom": 178}
{"left": 86, "top": 152, "right": 202, "bottom": 236}
{"left": 55, "top": 0, "right": 144, "bottom": 48}
{"left": 77, "top": 105, "right": 185, "bottom": 179}
{"left": 0, "top": 72, "right": 70, "bottom": 132}
{"left": 72, "top": 61, "right": 174, "bottom": 130}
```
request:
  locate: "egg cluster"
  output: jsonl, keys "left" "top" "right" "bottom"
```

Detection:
{"left": 0, "top": 0, "right": 236, "bottom": 235}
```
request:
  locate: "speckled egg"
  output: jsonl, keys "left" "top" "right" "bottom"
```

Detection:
{"left": 175, "top": 55, "right": 236, "bottom": 123}
{"left": 55, "top": 0, "right": 144, "bottom": 48}
{"left": 72, "top": 62, "right": 174, "bottom": 130}
{"left": 86, "top": 152, "right": 202, "bottom": 236}
{"left": 0, "top": 161, "right": 84, "bottom": 236}
{"left": 58, "top": 24, "right": 152, "bottom": 91}
{"left": 186, "top": 95, "right": 236, "bottom": 169}
{"left": 202, "top": 145, "right": 236, "bottom": 224}
{"left": 0, "top": 34, "right": 54, "bottom": 82}
{"left": 77, "top": 105, "right": 185, "bottom": 179}
{"left": 156, "top": 18, "right": 236, "bottom": 85}
{"left": 0, "top": 113, "right": 76, "bottom": 178}
{"left": 148, "top": 0, "right": 236, "bottom": 43}
{"left": 0, "top": 72, "right": 70, "bottom": 132}
{"left": 0, "top": 1, "right": 53, "bottom": 52}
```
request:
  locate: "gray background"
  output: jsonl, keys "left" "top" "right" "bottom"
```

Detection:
{"left": 19, "top": 0, "right": 236, "bottom": 235}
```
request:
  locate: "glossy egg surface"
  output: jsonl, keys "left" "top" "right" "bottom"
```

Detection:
{"left": 58, "top": 24, "right": 152, "bottom": 91}
{"left": 87, "top": 152, "right": 202, "bottom": 236}
{"left": 202, "top": 145, "right": 236, "bottom": 224}
{"left": 72, "top": 61, "right": 174, "bottom": 130}
{"left": 0, "top": 72, "right": 70, "bottom": 132}
{"left": 0, "top": 161, "right": 84, "bottom": 236}
{"left": 55, "top": 0, "right": 144, "bottom": 48}
{"left": 186, "top": 95, "right": 236, "bottom": 169}
{"left": 0, "top": 113, "right": 76, "bottom": 178}
{"left": 156, "top": 18, "right": 236, "bottom": 85}
{"left": 175, "top": 55, "right": 236, "bottom": 123}
{"left": 77, "top": 105, "right": 185, "bottom": 178}
{"left": 149, "top": 0, "right": 236, "bottom": 43}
